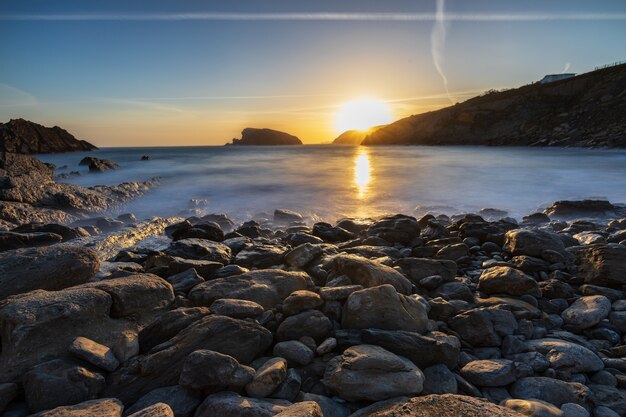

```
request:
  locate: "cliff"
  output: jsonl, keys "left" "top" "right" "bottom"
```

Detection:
{"left": 0, "top": 119, "right": 97, "bottom": 154}
{"left": 362, "top": 63, "right": 626, "bottom": 147}
{"left": 332, "top": 125, "right": 386, "bottom": 145}
{"left": 227, "top": 128, "right": 302, "bottom": 146}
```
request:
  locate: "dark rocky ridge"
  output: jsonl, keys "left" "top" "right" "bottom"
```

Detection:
{"left": 0, "top": 118, "right": 97, "bottom": 154}
{"left": 227, "top": 128, "right": 303, "bottom": 146}
{"left": 363, "top": 63, "right": 626, "bottom": 147}
{"left": 332, "top": 126, "right": 386, "bottom": 146}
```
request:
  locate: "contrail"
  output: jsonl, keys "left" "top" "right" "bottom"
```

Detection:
{"left": 561, "top": 62, "right": 572, "bottom": 73}
{"left": 431, "top": 0, "right": 454, "bottom": 104}
{"left": 1, "top": 12, "right": 626, "bottom": 21}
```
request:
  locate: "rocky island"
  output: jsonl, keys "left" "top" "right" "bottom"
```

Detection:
{"left": 0, "top": 198, "right": 625, "bottom": 416}
{"left": 0, "top": 119, "right": 97, "bottom": 153}
{"left": 227, "top": 128, "right": 303, "bottom": 146}
{"left": 362, "top": 63, "right": 626, "bottom": 147}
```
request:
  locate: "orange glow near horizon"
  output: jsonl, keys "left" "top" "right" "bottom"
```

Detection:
{"left": 354, "top": 147, "right": 372, "bottom": 199}
{"left": 334, "top": 98, "right": 394, "bottom": 134}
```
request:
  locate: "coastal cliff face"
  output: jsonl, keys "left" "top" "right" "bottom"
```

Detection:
{"left": 0, "top": 118, "right": 97, "bottom": 154}
{"left": 332, "top": 126, "right": 385, "bottom": 145}
{"left": 228, "top": 128, "right": 303, "bottom": 146}
{"left": 363, "top": 63, "right": 626, "bottom": 147}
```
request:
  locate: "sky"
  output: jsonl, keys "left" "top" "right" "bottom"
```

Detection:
{"left": 1, "top": 0, "right": 625, "bottom": 146}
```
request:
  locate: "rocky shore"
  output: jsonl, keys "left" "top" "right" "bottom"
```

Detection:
{"left": 0, "top": 202, "right": 625, "bottom": 417}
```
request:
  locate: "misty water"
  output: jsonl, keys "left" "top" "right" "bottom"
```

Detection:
{"left": 39, "top": 146, "right": 626, "bottom": 223}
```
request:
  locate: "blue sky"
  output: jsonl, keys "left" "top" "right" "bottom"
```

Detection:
{"left": 1, "top": 0, "right": 625, "bottom": 145}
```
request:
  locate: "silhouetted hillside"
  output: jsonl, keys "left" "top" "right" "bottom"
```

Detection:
{"left": 0, "top": 119, "right": 97, "bottom": 154}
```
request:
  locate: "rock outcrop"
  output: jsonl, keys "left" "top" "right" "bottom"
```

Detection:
{"left": 227, "top": 128, "right": 302, "bottom": 146}
{"left": 0, "top": 119, "right": 97, "bottom": 154}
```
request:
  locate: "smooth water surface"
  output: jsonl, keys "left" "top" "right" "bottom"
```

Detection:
{"left": 39, "top": 146, "right": 626, "bottom": 222}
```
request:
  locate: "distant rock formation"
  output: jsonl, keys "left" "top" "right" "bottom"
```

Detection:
{"left": 227, "top": 128, "right": 302, "bottom": 146}
{"left": 332, "top": 126, "right": 386, "bottom": 145}
{"left": 362, "top": 63, "right": 626, "bottom": 147}
{"left": 79, "top": 157, "right": 120, "bottom": 172}
{"left": 0, "top": 119, "right": 97, "bottom": 154}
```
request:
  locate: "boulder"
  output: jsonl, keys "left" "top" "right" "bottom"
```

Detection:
{"left": 327, "top": 254, "right": 413, "bottom": 294}
{"left": 166, "top": 268, "right": 204, "bottom": 293}
{"left": 422, "top": 364, "right": 458, "bottom": 394}
{"left": 127, "top": 403, "right": 174, "bottom": 417}
{"left": 502, "top": 399, "right": 563, "bottom": 417}
{"left": 246, "top": 357, "right": 288, "bottom": 398}
{"left": 194, "top": 391, "right": 291, "bottom": 417}
{"left": 460, "top": 359, "right": 517, "bottom": 387}
{"left": 312, "top": 222, "right": 355, "bottom": 242}
{"left": 103, "top": 315, "right": 273, "bottom": 404}
{"left": 28, "top": 398, "right": 123, "bottom": 417}
{"left": 210, "top": 298, "right": 264, "bottom": 318}
{"left": 277, "top": 310, "right": 333, "bottom": 343}
{"left": 0, "top": 230, "right": 63, "bottom": 251}
{"left": 68, "top": 336, "right": 120, "bottom": 372}
{"left": 576, "top": 245, "right": 626, "bottom": 287}
{"left": 394, "top": 257, "right": 457, "bottom": 284}
{"left": 124, "top": 386, "right": 201, "bottom": 417}
{"left": 449, "top": 306, "right": 518, "bottom": 347}
{"left": 274, "top": 209, "right": 303, "bottom": 224}
{"left": 478, "top": 266, "right": 541, "bottom": 297}
{"left": 284, "top": 243, "right": 322, "bottom": 269}
{"left": 322, "top": 344, "right": 425, "bottom": 402}
{"left": 0, "top": 118, "right": 97, "bottom": 153}
{"left": 164, "top": 238, "right": 231, "bottom": 263}
{"left": 0, "top": 245, "right": 99, "bottom": 300}
{"left": 179, "top": 349, "right": 255, "bottom": 390}
{"left": 282, "top": 290, "right": 323, "bottom": 316}
{"left": 79, "top": 156, "right": 120, "bottom": 172}
{"left": 228, "top": 127, "right": 302, "bottom": 146}
{"left": 342, "top": 285, "right": 429, "bottom": 333}
{"left": 170, "top": 221, "right": 224, "bottom": 242}
{"left": 525, "top": 338, "right": 604, "bottom": 374}
{"left": 561, "top": 295, "right": 611, "bottom": 329}
{"left": 273, "top": 341, "right": 315, "bottom": 366}
{"left": 589, "top": 384, "right": 626, "bottom": 416}
{"left": 235, "top": 243, "right": 288, "bottom": 268}
{"left": 189, "top": 269, "right": 314, "bottom": 309}
{"left": 366, "top": 214, "right": 421, "bottom": 245}
{"left": 138, "top": 307, "right": 212, "bottom": 353}
{"left": 274, "top": 402, "right": 323, "bottom": 417}
{"left": 504, "top": 229, "right": 567, "bottom": 258}
{"left": 544, "top": 200, "right": 617, "bottom": 218}
{"left": 0, "top": 383, "right": 18, "bottom": 413}
{"left": 510, "top": 377, "right": 591, "bottom": 408}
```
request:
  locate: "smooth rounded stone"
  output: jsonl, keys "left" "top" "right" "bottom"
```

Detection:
{"left": 478, "top": 266, "right": 540, "bottom": 297}
{"left": 138, "top": 307, "right": 211, "bottom": 353}
{"left": 277, "top": 310, "right": 333, "bottom": 343}
{"left": 394, "top": 257, "right": 457, "bottom": 284}
{"left": 0, "top": 244, "right": 99, "bottom": 301}
{"left": 589, "top": 384, "right": 626, "bottom": 416}
{"left": 503, "top": 229, "right": 567, "bottom": 258}
{"left": 422, "top": 364, "right": 458, "bottom": 394}
{"left": 580, "top": 285, "right": 624, "bottom": 302}
{"left": 525, "top": 338, "right": 604, "bottom": 374}
{"left": 319, "top": 285, "right": 363, "bottom": 301}
{"left": 461, "top": 359, "right": 517, "bottom": 387}
{"left": 127, "top": 403, "right": 174, "bottom": 417}
{"left": 590, "top": 370, "right": 618, "bottom": 386}
{"left": 236, "top": 243, "right": 288, "bottom": 268}
{"left": 246, "top": 357, "right": 288, "bottom": 398}
{"left": 509, "top": 377, "right": 591, "bottom": 408}
{"left": 312, "top": 222, "right": 355, "bottom": 242}
{"left": 23, "top": 359, "right": 105, "bottom": 413}
{"left": 125, "top": 385, "right": 201, "bottom": 417}
{"left": 282, "top": 290, "right": 323, "bottom": 316}
{"left": 560, "top": 403, "right": 589, "bottom": 417}
{"left": 594, "top": 406, "right": 621, "bottom": 417}
{"left": 68, "top": 336, "right": 120, "bottom": 372}
{"left": 436, "top": 243, "right": 470, "bottom": 261}
{"left": 189, "top": 269, "right": 314, "bottom": 310}
{"left": 179, "top": 349, "right": 255, "bottom": 389}
{"left": 609, "top": 311, "right": 626, "bottom": 333}
{"left": 104, "top": 315, "right": 273, "bottom": 405}
{"left": 166, "top": 268, "right": 204, "bottom": 293}
{"left": 576, "top": 244, "right": 626, "bottom": 287}
{"left": 214, "top": 264, "right": 249, "bottom": 278}
{"left": 502, "top": 399, "right": 562, "bottom": 416}
{"left": 539, "top": 279, "right": 575, "bottom": 299}
{"left": 273, "top": 341, "right": 314, "bottom": 366}
{"left": 269, "top": 369, "right": 301, "bottom": 402}
{"left": 297, "top": 393, "right": 350, "bottom": 417}
{"left": 274, "top": 401, "right": 322, "bottom": 417}
{"left": 434, "top": 281, "right": 474, "bottom": 302}
{"left": 316, "top": 337, "right": 337, "bottom": 355}
{"left": 274, "top": 209, "right": 303, "bottom": 224}
{"left": 349, "top": 394, "right": 526, "bottom": 417}
{"left": 194, "top": 392, "right": 291, "bottom": 417}
{"left": 284, "top": 243, "right": 322, "bottom": 269}
{"left": 506, "top": 352, "right": 550, "bottom": 373}
{"left": 28, "top": 398, "right": 124, "bottom": 417}
{"left": 561, "top": 295, "right": 611, "bottom": 330}
{"left": 327, "top": 254, "right": 413, "bottom": 295}
{"left": 0, "top": 383, "right": 18, "bottom": 413}
{"left": 286, "top": 232, "right": 324, "bottom": 246}
{"left": 322, "top": 344, "right": 425, "bottom": 402}
{"left": 361, "top": 328, "right": 460, "bottom": 370}
{"left": 0, "top": 230, "right": 63, "bottom": 251}
{"left": 164, "top": 238, "right": 231, "bottom": 263}
{"left": 366, "top": 214, "right": 421, "bottom": 245}
{"left": 342, "top": 284, "right": 428, "bottom": 333}
{"left": 210, "top": 298, "right": 264, "bottom": 318}
{"left": 448, "top": 306, "right": 518, "bottom": 347}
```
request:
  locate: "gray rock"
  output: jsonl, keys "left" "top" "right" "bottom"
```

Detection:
{"left": 194, "top": 392, "right": 290, "bottom": 417}
{"left": 284, "top": 243, "right": 322, "bottom": 268}
{"left": 461, "top": 359, "right": 517, "bottom": 387}
{"left": 589, "top": 384, "right": 626, "bottom": 416}
{"left": 127, "top": 403, "right": 174, "bottom": 417}
{"left": 166, "top": 268, "right": 204, "bottom": 293}
{"left": 327, "top": 254, "right": 413, "bottom": 294}
{"left": 246, "top": 357, "right": 288, "bottom": 398}
{"left": 322, "top": 344, "right": 424, "bottom": 402}
{"left": 561, "top": 295, "right": 611, "bottom": 329}
{"left": 69, "top": 336, "right": 120, "bottom": 372}
{"left": 422, "top": 364, "right": 458, "bottom": 394}
{"left": 510, "top": 377, "right": 591, "bottom": 408}
{"left": 125, "top": 385, "right": 201, "bottom": 417}
{"left": 269, "top": 369, "right": 301, "bottom": 402}
{"left": 273, "top": 341, "right": 314, "bottom": 366}
{"left": 394, "top": 257, "right": 457, "bottom": 284}
{"left": 179, "top": 349, "right": 255, "bottom": 390}
{"left": 560, "top": 403, "right": 589, "bottom": 417}
{"left": 165, "top": 238, "right": 231, "bottom": 263}
{"left": 282, "top": 290, "right": 323, "bottom": 316}
{"left": 274, "top": 401, "right": 323, "bottom": 417}
{"left": 319, "top": 285, "right": 363, "bottom": 301}
{"left": 478, "top": 266, "right": 540, "bottom": 297}
{"left": 28, "top": 398, "right": 124, "bottom": 417}
{"left": 235, "top": 243, "right": 288, "bottom": 268}
{"left": 594, "top": 406, "right": 621, "bottom": 417}
{"left": 449, "top": 306, "right": 518, "bottom": 347}
{"left": 502, "top": 399, "right": 562, "bottom": 417}
{"left": 525, "top": 338, "right": 604, "bottom": 374}
{"left": 576, "top": 244, "right": 626, "bottom": 287}
{"left": 0, "top": 383, "right": 18, "bottom": 414}
{"left": 210, "top": 298, "right": 264, "bottom": 318}
{"left": 276, "top": 310, "right": 333, "bottom": 343}
{"left": 366, "top": 214, "right": 421, "bottom": 245}
{"left": 297, "top": 393, "right": 350, "bottom": 417}
{"left": 504, "top": 229, "right": 567, "bottom": 258}
{"left": 138, "top": 307, "right": 211, "bottom": 353}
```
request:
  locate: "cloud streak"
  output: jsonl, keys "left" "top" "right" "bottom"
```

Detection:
{"left": 1, "top": 12, "right": 626, "bottom": 22}
{"left": 431, "top": 0, "right": 453, "bottom": 104}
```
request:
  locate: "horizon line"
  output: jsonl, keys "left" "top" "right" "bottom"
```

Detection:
{"left": 2, "top": 12, "right": 626, "bottom": 22}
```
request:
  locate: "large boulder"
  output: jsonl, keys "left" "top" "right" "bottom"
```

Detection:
{"left": 124, "top": 385, "right": 201, "bottom": 417}
{"left": 544, "top": 200, "right": 618, "bottom": 218}
{"left": 179, "top": 350, "right": 255, "bottom": 390}
{"left": 576, "top": 244, "right": 626, "bottom": 287}
{"left": 235, "top": 243, "right": 288, "bottom": 268}
{"left": 138, "top": 307, "right": 212, "bottom": 353}
{"left": 0, "top": 245, "right": 99, "bottom": 300}
{"left": 342, "top": 285, "right": 429, "bottom": 333}
{"left": 525, "top": 338, "right": 604, "bottom": 374}
{"left": 510, "top": 377, "right": 591, "bottom": 408}
{"left": 503, "top": 229, "right": 567, "bottom": 258}
{"left": 102, "top": 315, "right": 273, "bottom": 404}
{"left": 28, "top": 398, "right": 123, "bottom": 417}
{"left": 189, "top": 269, "right": 314, "bottom": 309}
{"left": 349, "top": 394, "right": 525, "bottom": 417}
{"left": 561, "top": 295, "right": 611, "bottom": 330}
{"left": 448, "top": 306, "right": 518, "bottom": 347}
{"left": 194, "top": 391, "right": 291, "bottom": 417}
{"left": 276, "top": 310, "right": 333, "bottom": 343}
{"left": 478, "top": 266, "right": 540, "bottom": 297}
{"left": 327, "top": 254, "right": 413, "bottom": 294}
{"left": 460, "top": 359, "right": 517, "bottom": 387}
{"left": 366, "top": 215, "right": 421, "bottom": 245}
{"left": 164, "top": 238, "right": 231, "bottom": 263}
{"left": 322, "top": 344, "right": 424, "bottom": 402}
{"left": 0, "top": 230, "right": 63, "bottom": 251}
{"left": 394, "top": 257, "right": 457, "bottom": 284}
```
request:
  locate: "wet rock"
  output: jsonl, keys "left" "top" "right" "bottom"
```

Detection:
{"left": 504, "top": 229, "right": 567, "bottom": 258}
{"left": 125, "top": 385, "right": 201, "bottom": 417}
{"left": 194, "top": 391, "right": 290, "bottom": 417}
{"left": 179, "top": 350, "right": 255, "bottom": 390}
{"left": 274, "top": 209, "right": 303, "bottom": 224}
{"left": 235, "top": 242, "right": 288, "bottom": 268}
{"left": 273, "top": 341, "right": 315, "bottom": 366}
{"left": 312, "top": 222, "right": 355, "bottom": 242}
{"left": 166, "top": 268, "right": 204, "bottom": 293}
{"left": 166, "top": 258, "right": 223, "bottom": 279}
{"left": 561, "top": 295, "right": 611, "bottom": 329}
{"left": 189, "top": 270, "right": 314, "bottom": 309}
{"left": 394, "top": 257, "right": 457, "bottom": 284}
{"left": 138, "top": 307, "right": 211, "bottom": 353}
{"left": 69, "top": 336, "right": 120, "bottom": 372}
{"left": 284, "top": 243, "right": 322, "bottom": 269}
{"left": 0, "top": 230, "right": 63, "bottom": 251}
{"left": 164, "top": 238, "right": 231, "bottom": 263}
{"left": 449, "top": 306, "right": 518, "bottom": 347}
{"left": 478, "top": 266, "right": 541, "bottom": 297}
{"left": 342, "top": 284, "right": 429, "bottom": 333}
{"left": 576, "top": 244, "right": 626, "bottom": 287}
{"left": 79, "top": 157, "right": 120, "bottom": 172}
{"left": 282, "top": 290, "right": 323, "bottom": 316}
{"left": 210, "top": 298, "right": 264, "bottom": 318}
{"left": 246, "top": 357, "right": 288, "bottom": 398}
{"left": 170, "top": 221, "right": 224, "bottom": 242}
{"left": 544, "top": 200, "right": 617, "bottom": 218}
{"left": 510, "top": 377, "right": 591, "bottom": 408}
{"left": 323, "top": 344, "right": 424, "bottom": 401}
{"left": 127, "top": 403, "right": 174, "bottom": 417}
{"left": 461, "top": 359, "right": 517, "bottom": 387}
{"left": 0, "top": 244, "right": 99, "bottom": 301}
{"left": 28, "top": 398, "right": 123, "bottom": 417}
{"left": 525, "top": 338, "right": 604, "bottom": 374}
{"left": 327, "top": 254, "right": 413, "bottom": 294}
{"left": 277, "top": 310, "right": 333, "bottom": 343}
{"left": 366, "top": 214, "right": 421, "bottom": 245}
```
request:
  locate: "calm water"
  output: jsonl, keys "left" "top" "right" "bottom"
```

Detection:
{"left": 38, "top": 146, "right": 626, "bottom": 222}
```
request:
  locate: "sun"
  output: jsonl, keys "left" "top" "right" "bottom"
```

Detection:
{"left": 334, "top": 98, "right": 394, "bottom": 134}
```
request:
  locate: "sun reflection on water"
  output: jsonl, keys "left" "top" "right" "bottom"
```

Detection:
{"left": 354, "top": 147, "right": 372, "bottom": 199}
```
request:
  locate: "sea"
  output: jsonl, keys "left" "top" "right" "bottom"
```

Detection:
{"left": 38, "top": 145, "right": 626, "bottom": 223}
